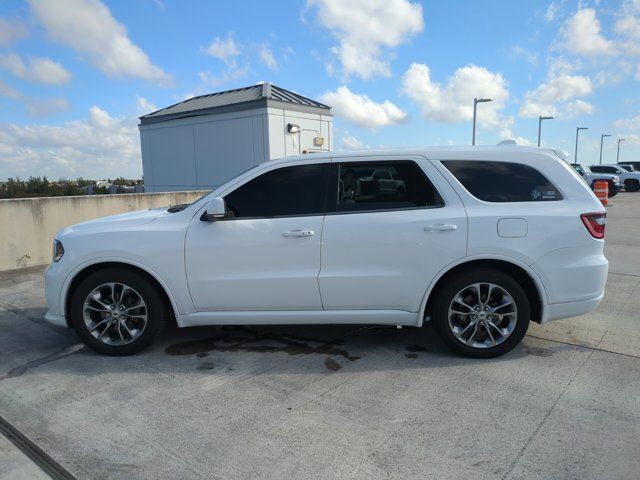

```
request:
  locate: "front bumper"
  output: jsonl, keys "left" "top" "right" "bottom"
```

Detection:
{"left": 44, "top": 261, "right": 69, "bottom": 328}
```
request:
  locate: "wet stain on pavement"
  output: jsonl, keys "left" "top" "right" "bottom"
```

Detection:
{"left": 324, "top": 357, "right": 342, "bottom": 371}
{"left": 197, "top": 362, "right": 215, "bottom": 370}
{"left": 166, "top": 326, "right": 361, "bottom": 362}
{"left": 523, "top": 345, "right": 554, "bottom": 357}
{"left": 405, "top": 353, "right": 418, "bottom": 359}
{"left": 196, "top": 352, "right": 210, "bottom": 358}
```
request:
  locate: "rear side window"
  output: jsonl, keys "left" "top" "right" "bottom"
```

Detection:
{"left": 442, "top": 160, "right": 562, "bottom": 202}
{"left": 336, "top": 160, "right": 443, "bottom": 213}
{"left": 224, "top": 163, "right": 329, "bottom": 218}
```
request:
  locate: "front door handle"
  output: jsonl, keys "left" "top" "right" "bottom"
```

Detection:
{"left": 283, "top": 229, "right": 315, "bottom": 237}
{"left": 424, "top": 224, "right": 457, "bottom": 232}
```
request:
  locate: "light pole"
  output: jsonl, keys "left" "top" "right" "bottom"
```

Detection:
{"left": 599, "top": 134, "right": 611, "bottom": 165}
{"left": 574, "top": 127, "right": 588, "bottom": 164}
{"left": 472, "top": 98, "right": 492, "bottom": 146}
{"left": 537, "top": 116, "right": 553, "bottom": 147}
{"left": 617, "top": 138, "right": 626, "bottom": 163}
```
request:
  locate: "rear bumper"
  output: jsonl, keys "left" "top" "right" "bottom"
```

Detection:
{"left": 540, "top": 292, "right": 604, "bottom": 323}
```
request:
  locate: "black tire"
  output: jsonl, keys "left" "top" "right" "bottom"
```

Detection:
{"left": 608, "top": 184, "right": 618, "bottom": 197}
{"left": 624, "top": 179, "right": 640, "bottom": 192}
{"left": 431, "top": 268, "right": 530, "bottom": 358}
{"left": 69, "top": 267, "right": 168, "bottom": 355}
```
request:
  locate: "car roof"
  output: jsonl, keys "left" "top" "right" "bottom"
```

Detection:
{"left": 268, "top": 145, "right": 563, "bottom": 165}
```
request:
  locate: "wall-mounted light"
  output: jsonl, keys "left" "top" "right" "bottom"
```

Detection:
{"left": 287, "top": 123, "right": 300, "bottom": 134}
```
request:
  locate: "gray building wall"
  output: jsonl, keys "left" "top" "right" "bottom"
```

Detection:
{"left": 140, "top": 106, "right": 332, "bottom": 193}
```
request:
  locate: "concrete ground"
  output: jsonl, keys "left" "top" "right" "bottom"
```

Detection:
{"left": 1, "top": 194, "right": 639, "bottom": 480}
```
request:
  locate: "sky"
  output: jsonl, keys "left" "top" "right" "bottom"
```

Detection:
{"left": 0, "top": 0, "right": 639, "bottom": 180}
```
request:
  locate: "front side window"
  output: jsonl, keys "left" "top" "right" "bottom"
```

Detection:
{"left": 443, "top": 160, "right": 563, "bottom": 202}
{"left": 224, "top": 163, "right": 329, "bottom": 218}
{"left": 591, "top": 166, "right": 617, "bottom": 174}
{"left": 336, "top": 160, "right": 443, "bottom": 212}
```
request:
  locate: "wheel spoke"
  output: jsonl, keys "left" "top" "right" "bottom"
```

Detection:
{"left": 97, "top": 321, "right": 112, "bottom": 340}
{"left": 85, "top": 304, "right": 109, "bottom": 313}
{"left": 116, "top": 322, "right": 126, "bottom": 344}
{"left": 120, "top": 320, "right": 135, "bottom": 338}
{"left": 485, "top": 323, "right": 497, "bottom": 346}
{"left": 450, "top": 309, "right": 472, "bottom": 316}
{"left": 454, "top": 296, "right": 476, "bottom": 311}
{"left": 458, "top": 320, "right": 477, "bottom": 337}
{"left": 89, "top": 295, "right": 110, "bottom": 310}
{"left": 89, "top": 317, "right": 110, "bottom": 332}
{"left": 491, "top": 300, "right": 514, "bottom": 312}
{"left": 465, "top": 323, "right": 480, "bottom": 345}
{"left": 475, "top": 283, "right": 483, "bottom": 305}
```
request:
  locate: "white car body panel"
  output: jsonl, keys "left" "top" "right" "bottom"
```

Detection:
{"left": 44, "top": 146, "right": 608, "bottom": 330}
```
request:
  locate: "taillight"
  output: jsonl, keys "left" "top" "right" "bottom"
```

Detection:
{"left": 581, "top": 212, "right": 606, "bottom": 239}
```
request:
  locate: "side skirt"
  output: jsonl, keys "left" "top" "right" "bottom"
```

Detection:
{"left": 178, "top": 309, "right": 421, "bottom": 327}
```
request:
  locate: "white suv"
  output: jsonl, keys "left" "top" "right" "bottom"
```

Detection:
{"left": 45, "top": 147, "right": 608, "bottom": 358}
{"left": 590, "top": 164, "right": 640, "bottom": 192}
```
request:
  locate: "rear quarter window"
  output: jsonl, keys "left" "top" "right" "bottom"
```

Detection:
{"left": 442, "top": 160, "right": 563, "bottom": 202}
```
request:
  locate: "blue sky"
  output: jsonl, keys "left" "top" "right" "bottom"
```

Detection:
{"left": 0, "top": 0, "right": 639, "bottom": 180}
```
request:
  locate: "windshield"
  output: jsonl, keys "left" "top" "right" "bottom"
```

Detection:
{"left": 572, "top": 165, "right": 585, "bottom": 175}
{"left": 620, "top": 165, "right": 636, "bottom": 172}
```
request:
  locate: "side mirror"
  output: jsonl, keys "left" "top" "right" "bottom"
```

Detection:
{"left": 201, "top": 197, "right": 226, "bottom": 221}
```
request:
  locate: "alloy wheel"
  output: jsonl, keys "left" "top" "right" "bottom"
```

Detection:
{"left": 82, "top": 282, "right": 148, "bottom": 346}
{"left": 447, "top": 282, "right": 518, "bottom": 349}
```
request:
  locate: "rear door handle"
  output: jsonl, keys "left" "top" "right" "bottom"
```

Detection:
{"left": 424, "top": 224, "right": 457, "bottom": 232}
{"left": 283, "top": 229, "right": 315, "bottom": 237}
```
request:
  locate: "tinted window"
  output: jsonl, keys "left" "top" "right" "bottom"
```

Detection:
{"left": 443, "top": 160, "right": 562, "bottom": 202}
{"left": 224, "top": 164, "right": 328, "bottom": 218}
{"left": 336, "top": 161, "right": 443, "bottom": 212}
{"left": 591, "top": 166, "right": 616, "bottom": 174}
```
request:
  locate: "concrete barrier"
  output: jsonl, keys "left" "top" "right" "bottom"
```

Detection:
{"left": 0, "top": 191, "right": 209, "bottom": 271}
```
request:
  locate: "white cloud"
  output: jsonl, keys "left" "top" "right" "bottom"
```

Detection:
{"left": 0, "top": 105, "right": 142, "bottom": 179}
{"left": 26, "top": 98, "right": 71, "bottom": 118}
{"left": 136, "top": 96, "right": 157, "bottom": 115}
{"left": 613, "top": 113, "right": 640, "bottom": 131}
{"left": 202, "top": 33, "right": 241, "bottom": 67}
{"left": 198, "top": 64, "right": 251, "bottom": 87}
{"left": 0, "top": 17, "right": 29, "bottom": 46}
{"left": 499, "top": 129, "right": 535, "bottom": 147}
{"left": 319, "top": 86, "right": 406, "bottom": 129}
{"left": 545, "top": 2, "right": 560, "bottom": 22}
{"left": 519, "top": 73, "right": 593, "bottom": 119}
{"left": 508, "top": 46, "right": 539, "bottom": 66}
{"left": 401, "top": 63, "right": 510, "bottom": 128}
{"left": 28, "top": 0, "right": 171, "bottom": 85}
{"left": 0, "top": 79, "right": 22, "bottom": 100}
{"left": 307, "top": 0, "right": 424, "bottom": 80}
{"left": 0, "top": 54, "right": 71, "bottom": 86}
{"left": 259, "top": 45, "right": 278, "bottom": 70}
{"left": 341, "top": 134, "right": 365, "bottom": 150}
{"left": 557, "top": 8, "right": 614, "bottom": 57}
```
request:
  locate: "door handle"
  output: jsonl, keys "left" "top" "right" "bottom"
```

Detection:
{"left": 283, "top": 229, "right": 315, "bottom": 237}
{"left": 424, "top": 224, "right": 457, "bottom": 232}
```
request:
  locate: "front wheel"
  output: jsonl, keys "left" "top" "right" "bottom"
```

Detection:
{"left": 431, "top": 269, "right": 530, "bottom": 358}
{"left": 608, "top": 184, "right": 619, "bottom": 197}
{"left": 69, "top": 268, "right": 168, "bottom": 355}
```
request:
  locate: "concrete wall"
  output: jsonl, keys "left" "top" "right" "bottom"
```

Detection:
{"left": 0, "top": 191, "right": 208, "bottom": 271}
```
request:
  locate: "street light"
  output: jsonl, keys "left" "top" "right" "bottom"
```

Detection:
{"left": 599, "top": 134, "right": 611, "bottom": 165}
{"left": 575, "top": 127, "right": 588, "bottom": 164}
{"left": 537, "top": 116, "right": 553, "bottom": 147}
{"left": 472, "top": 98, "right": 492, "bottom": 146}
{"left": 617, "top": 138, "right": 626, "bottom": 163}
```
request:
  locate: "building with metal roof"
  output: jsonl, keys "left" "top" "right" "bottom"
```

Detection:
{"left": 138, "top": 83, "right": 333, "bottom": 192}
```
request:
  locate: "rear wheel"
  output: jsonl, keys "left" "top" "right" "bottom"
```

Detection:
{"left": 431, "top": 269, "right": 530, "bottom": 358}
{"left": 608, "top": 183, "right": 618, "bottom": 197}
{"left": 69, "top": 268, "right": 168, "bottom": 355}
{"left": 624, "top": 179, "right": 640, "bottom": 192}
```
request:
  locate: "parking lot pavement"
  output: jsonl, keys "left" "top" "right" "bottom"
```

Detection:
{"left": 1, "top": 194, "right": 639, "bottom": 480}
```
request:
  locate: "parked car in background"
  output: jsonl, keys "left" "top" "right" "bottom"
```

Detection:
{"left": 619, "top": 162, "right": 640, "bottom": 171}
{"left": 571, "top": 164, "right": 620, "bottom": 197}
{"left": 591, "top": 164, "right": 640, "bottom": 192}
{"left": 45, "top": 147, "right": 608, "bottom": 359}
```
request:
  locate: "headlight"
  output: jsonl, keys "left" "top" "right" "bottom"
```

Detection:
{"left": 52, "top": 239, "right": 64, "bottom": 262}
